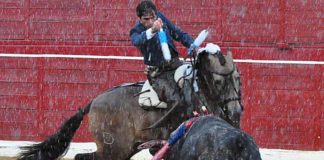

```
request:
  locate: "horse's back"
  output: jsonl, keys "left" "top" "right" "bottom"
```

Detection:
{"left": 89, "top": 83, "right": 144, "bottom": 131}
{"left": 168, "top": 116, "right": 261, "bottom": 160}
{"left": 92, "top": 83, "right": 142, "bottom": 108}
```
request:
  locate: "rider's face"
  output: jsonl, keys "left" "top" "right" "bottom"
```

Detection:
{"left": 140, "top": 12, "right": 157, "bottom": 28}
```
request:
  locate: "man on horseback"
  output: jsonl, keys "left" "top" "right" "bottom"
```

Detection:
{"left": 130, "top": 0, "right": 197, "bottom": 110}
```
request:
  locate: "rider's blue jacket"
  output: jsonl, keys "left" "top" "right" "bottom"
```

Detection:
{"left": 130, "top": 12, "right": 194, "bottom": 66}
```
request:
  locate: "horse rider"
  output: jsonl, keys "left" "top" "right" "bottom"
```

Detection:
{"left": 130, "top": 0, "right": 198, "bottom": 109}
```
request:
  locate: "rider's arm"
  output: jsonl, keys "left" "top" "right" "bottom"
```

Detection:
{"left": 158, "top": 12, "right": 194, "bottom": 48}
{"left": 130, "top": 26, "right": 156, "bottom": 46}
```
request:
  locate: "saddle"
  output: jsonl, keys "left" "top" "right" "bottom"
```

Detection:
{"left": 138, "top": 63, "right": 194, "bottom": 109}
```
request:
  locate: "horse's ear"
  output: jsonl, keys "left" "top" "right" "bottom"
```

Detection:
{"left": 226, "top": 48, "right": 233, "bottom": 59}
{"left": 224, "top": 53, "right": 234, "bottom": 64}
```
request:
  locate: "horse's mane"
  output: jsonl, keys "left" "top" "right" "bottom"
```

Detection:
{"left": 195, "top": 50, "right": 226, "bottom": 68}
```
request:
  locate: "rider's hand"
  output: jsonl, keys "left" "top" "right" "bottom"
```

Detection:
{"left": 185, "top": 45, "right": 199, "bottom": 60}
{"left": 151, "top": 18, "right": 163, "bottom": 33}
{"left": 187, "top": 43, "right": 198, "bottom": 57}
{"left": 192, "top": 47, "right": 199, "bottom": 57}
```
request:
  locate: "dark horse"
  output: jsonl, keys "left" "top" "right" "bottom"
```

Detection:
{"left": 17, "top": 50, "right": 243, "bottom": 160}
{"left": 165, "top": 116, "right": 261, "bottom": 160}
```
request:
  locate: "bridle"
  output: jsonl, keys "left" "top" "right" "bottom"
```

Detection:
{"left": 224, "top": 73, "right": 242, "bottom": 108}
{"left": 188, "top": 52, "right": 243, "bottom": 119}
{"left": 198, "top": 53, "right": 243, "bottom": 118}
{"left": 211, "top": 67, "right": 240, "bottom": 98}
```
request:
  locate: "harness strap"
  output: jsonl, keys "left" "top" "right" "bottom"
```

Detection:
{"left": 168, "top": 117, "right": 199, "bottom": 145}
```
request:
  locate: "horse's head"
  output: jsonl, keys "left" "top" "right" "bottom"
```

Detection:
{"left": 196, "top": 49, "right": 243, "bottom": 128}
{"left": 221, "top": 59, "right": 243, "bottom": 129}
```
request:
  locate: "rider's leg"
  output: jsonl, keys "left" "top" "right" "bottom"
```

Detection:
{"left": 145, "top": 71, "right": 184, "bottom": 129}
{"left": 150, "top": 71, "right": 182, "bottom": 105}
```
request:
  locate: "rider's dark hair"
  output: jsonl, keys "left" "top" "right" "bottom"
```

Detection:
{"left": 136, "top": 0, "right": 157, "bottom": 18}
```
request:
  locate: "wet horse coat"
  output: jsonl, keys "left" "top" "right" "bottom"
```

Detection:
{"left": 17, "top": 50, "right": 244, "bottom": 160}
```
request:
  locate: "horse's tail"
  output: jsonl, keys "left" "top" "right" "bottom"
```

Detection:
{"left": 17, "top": 101, "right": 93, "bottom": 160}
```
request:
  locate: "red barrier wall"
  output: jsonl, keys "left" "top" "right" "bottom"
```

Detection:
{"left": 0, "top": 0, "right": 323, "bottom": 150}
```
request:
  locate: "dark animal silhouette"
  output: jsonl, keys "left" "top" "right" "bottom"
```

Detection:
{"left": 166, "top": 116, "right": 261, "bottom": 160}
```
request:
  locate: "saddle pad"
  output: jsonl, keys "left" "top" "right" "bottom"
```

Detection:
{"left": 138, "top": 80, "right": 167, "bottom": 109}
